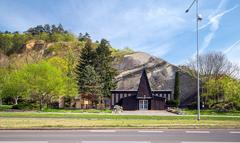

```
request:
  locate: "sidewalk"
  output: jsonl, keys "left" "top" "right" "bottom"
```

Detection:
{"left": 119, "top": 110, "right": 177, "bottom": 116}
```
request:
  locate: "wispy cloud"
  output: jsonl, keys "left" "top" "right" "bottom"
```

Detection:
{"left": 191, "top": 2, "right": 239, "bottom": 59}
{"left": 224, "top": 39, "right": 240, "bottom": 66}
{"left": 224, "top": 39, "right": 240, "bottom": 54}
{"left": 199, "top": 4, "right": 239, "bottom": 30}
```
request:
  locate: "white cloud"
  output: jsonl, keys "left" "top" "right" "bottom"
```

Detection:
{"left": 224, "top": 39, "right": 240, "bottom": 54}
{"left": 191, "top": 3, "right": 239, "bottom": 58}
{"left": 199, "top": 5, "right": 239, "bottom": 30}
{"left": 70, "top": 1, "right": 188, "bottom": 57}
{"left": 223, "top": 40, "right": 240, "bottom": 66}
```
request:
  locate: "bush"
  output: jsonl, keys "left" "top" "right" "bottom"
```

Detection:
{"left": 211, "top": 102, "right": 236, "bottom": 112}
{"left": 12, "top": 103, "right": 37, "bottom": 110}
{"left": 0, "top": 105, "right": 13, "bottom": 111}
{"left": 166, "top": 100, "right": 178, "bottom": 107}
{"left": 48, "top": 101, "right": 59, "bottom": 109}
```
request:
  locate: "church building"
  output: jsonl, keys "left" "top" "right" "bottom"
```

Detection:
{"left": 111, "top": 68, "right": 172, "bottom": 110}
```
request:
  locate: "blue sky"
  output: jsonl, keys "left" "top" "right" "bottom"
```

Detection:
{"left": 0, "top": 0, "right": 240, "bottom": 66}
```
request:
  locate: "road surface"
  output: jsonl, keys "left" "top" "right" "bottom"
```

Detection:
{"left": 0, "top": 129, "right": 240, "bottom": 143}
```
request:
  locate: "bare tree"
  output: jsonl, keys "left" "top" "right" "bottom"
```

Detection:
{"left": 181, "top": 52, "right": 239, "bottom": 81}
{"left": 180, "top": 52, "right": 240, "bottom": 107}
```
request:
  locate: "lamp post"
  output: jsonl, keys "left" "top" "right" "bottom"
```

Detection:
{"left": 185, "top": 0, "right": 202, "bottom": 121}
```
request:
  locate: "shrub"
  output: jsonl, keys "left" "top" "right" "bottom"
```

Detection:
{"left": 166, "top": 100, "right": 178, "bottom": 107}
{"left": 12, "top": 103, "right": 37, "bottom": 110}
{"left": 211, "top": 102, "right": 236, "bottom": 112}
{"left": 49, "top": 101, "right": 59, "bottom": 109}
{"left": 0, "top": 105, "right": 13, "bottom": 111}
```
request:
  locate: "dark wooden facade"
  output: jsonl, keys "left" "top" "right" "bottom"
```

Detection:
{"left": 111, "top": 69, "right": 172, "bottom": 110}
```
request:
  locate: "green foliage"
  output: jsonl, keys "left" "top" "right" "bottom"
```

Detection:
{"left": 0, "top": 34, "right": 13, "bottom": 54}
{"left": 166, "top": 100, "right": 178, "bottom": 107}
{"left": 111, "top": 47, "right": 134, "bottom": 58}
{"left": 78, "top": 65, "right": 101, "bottom": 103}
{"left": 0, "top": 68, "right": 8, "bottom": 96}
{"left": 50, "top": 33, "right": 76, "bottom": 42}
{"left": 21, "top": 61, "right": 66, "bottom": 110}
{"left": 173, "top": 71, "right": 180, "bottom": 107}
{"left": 78, "top": 32, "right": 91, "bottom": 41}
{"left": 11, "top": 103, "right": 37, "bottom": 110}
{"left": 0, "top": 33, "right": 31, "bottom": 55}
{"left": 95, "top": 39, "right": 117, "bottom": 99}
{"left": 0, "top": 24, "right": 77, "bottom": 56}
{"left": 75, "top": 39, "right": 117, "bottom": 107}
{"left": 202, "top": 76, "right": 240, "bottom": 110}
{"left": 0, "top": 105, "right": 13, "bottom": 111}
{"left": 76, "top": 39, "right": 97, "bottom": 93}
{"left": 0, "top": 69, "right": 28, "bottom": 105}
{"left": 0, "top": 60, "right": 77, "bottom": 110}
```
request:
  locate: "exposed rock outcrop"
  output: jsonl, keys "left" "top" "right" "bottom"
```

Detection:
{"left": 113, "top": 52, "right": 197, "bottom": 106}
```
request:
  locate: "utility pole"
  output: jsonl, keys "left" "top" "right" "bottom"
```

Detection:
{"left": 185, "top": 0, "right": 202, "bottom": 121}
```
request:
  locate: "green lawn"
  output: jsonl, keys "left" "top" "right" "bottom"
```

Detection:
{"left": 183, "top": 109, "right": 240, "bottom": 116}
{"left": 0, "top": 111, "right": 240, "bottom": 120}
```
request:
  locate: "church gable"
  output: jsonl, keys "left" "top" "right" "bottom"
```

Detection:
{"left": 137, "top": 68, "right": 152, "bottom": 98}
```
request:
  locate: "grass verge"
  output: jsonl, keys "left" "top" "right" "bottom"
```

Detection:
{"left": 0, "top": 117, "right": 239, "bottom": 129}
{"left": 183, "top": 109, "right": 240, "bottom": 116}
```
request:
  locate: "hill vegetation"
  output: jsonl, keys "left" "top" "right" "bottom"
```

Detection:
{"left": 0, "top": 24, "right": 133, "bottom": 110}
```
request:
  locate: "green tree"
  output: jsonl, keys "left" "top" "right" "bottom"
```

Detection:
{"left": 0, "top": 34, "right": 13, "bottom": 54}
{"left": 9, "top": 33, "right": 30, "bottom": 54}
{"left": 202, "top": 76, "right": 240, "bottom": 109}
{"left": 173, "top": 71, "right": 180, "bottom": 107}
{"left": 95, "top": 39, "right": 117, "bottom": 102}
{"left": 1, "top": 69, "right": 28, "bottom": 105}
{"left": 76, "top": 39, "right": 100, "bottom": 105}
{"left": 0, "top": 68, "right": 9, "bottom": 104}
{"left": 48, "top": 56, "right": 78, "bottom": 103}
{"left": 22, "top": 61, "right": 66, "bottom": 110}
{"left": 76, "top": 40, "right": 96, "bottom": 90}
{"left": 220, "top": 77, "right": 240, "bottom": 108}
{"left": 79, "top": 65, "right": 101, "bottom": 105}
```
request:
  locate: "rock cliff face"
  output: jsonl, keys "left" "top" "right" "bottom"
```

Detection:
{"left": 113, "top": 52, "right": 197, "bottom": 106}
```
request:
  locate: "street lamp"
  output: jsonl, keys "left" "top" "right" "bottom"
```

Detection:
{"left": 185, "top": 0, "right": 202, "bottom": 121}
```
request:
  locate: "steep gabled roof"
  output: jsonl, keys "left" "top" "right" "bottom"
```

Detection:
{"left": 137, "top": 68, "right": 152, "bottom": 98}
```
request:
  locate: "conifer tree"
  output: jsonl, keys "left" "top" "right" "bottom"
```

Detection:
{"left": 174, "top": 71, "right": 180, "bottom": 107}
{"left": 79, "top": 65, "right": 101, "bottom": 105}
{"left": 95, "top": 39, "right": 117, "bottom": 101}
{"left": 75, "top": 39, "right": 98, "bottom": 101}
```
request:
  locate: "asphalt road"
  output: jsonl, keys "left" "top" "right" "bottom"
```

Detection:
{"left": 0, "top": 129, "right": 240, "bottom": 143}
